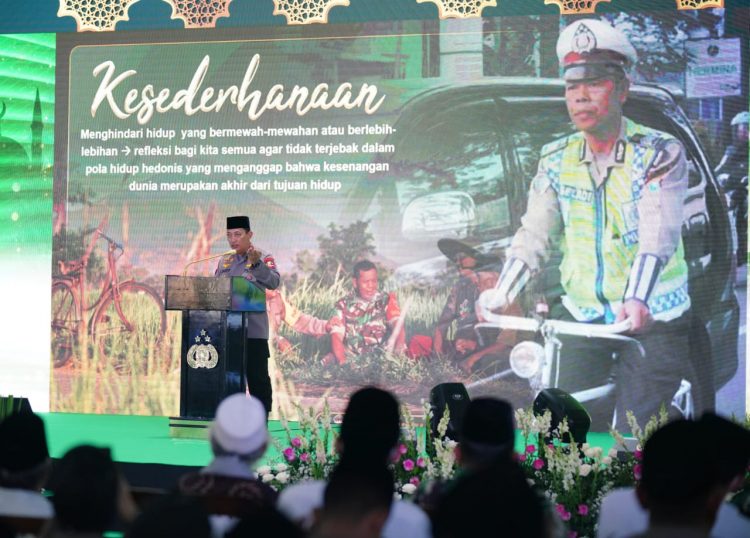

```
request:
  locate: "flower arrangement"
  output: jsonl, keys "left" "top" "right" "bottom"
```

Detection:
{"left": 258, "top": 401, "right": 339, "bottom": 489}
{"left": 261, "top": 400, "right": 745, "bottom": 538}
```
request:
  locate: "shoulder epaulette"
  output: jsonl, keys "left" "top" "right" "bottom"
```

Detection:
{"left": 540, "top": 135, "right": 571, "bottom": 159}
{"left": 628, "top": 131, "right": 671, "bottom": 149}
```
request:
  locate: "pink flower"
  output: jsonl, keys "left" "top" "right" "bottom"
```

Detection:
{"left": 634, "top": 449, "right": 643, "bottom": 461}
{"left": 518, "top": 454, "right": 527, "bottom": 463}
{"left": 547, "top": 443, "right": 554, "bottom": 451}
{"left": 532, "top": 458, "right": 545, "bottom": 470}
{"left": 568, "top": 532, "right": 578, "bottom": 538}
{"left": 525, "top": 444, "right": 536, "bottom": 454}
{"left": 555, "top": 504, "right": 571, "bottom": 522}
{"left": 291, "top": 437, "right": 302, "bottom": 448}
{"left": 403, "top": 459, "right": 415, "bottom": 472}
{"left": 409, "top": 476, "right": 420, "bottom": 486}
{"left": 282, "top": 447, "right": 296, "bottom": 462}
{"left": 416, "top": 457, "right": 427, "bottom": 468}
{"left": 390, "top": 449, "right": 401, "bottom": 463}
{"left": 577, "top": 504, "right": 589, "bottom": 516}
{"left": 633, "top": 463, "right": 643, "bottom": 481}
{"left": 399, "top": 444, "right": 408, "bottom": 455}
{"left": 300, "top": 452, "right": 310, "bottom": 463}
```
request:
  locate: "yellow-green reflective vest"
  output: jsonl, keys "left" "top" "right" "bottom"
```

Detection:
{"left": 540, "top": 118, "right": 690, "bottom": 322}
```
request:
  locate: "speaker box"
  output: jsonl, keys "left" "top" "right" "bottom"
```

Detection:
{"left": 533, "top": 388, "right": 591, "bottom": 444}
{"left": 429, "top": 383, "right": 471, "bottom": 440}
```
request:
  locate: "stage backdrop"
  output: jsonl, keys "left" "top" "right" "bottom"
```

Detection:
{"left": 0, "top": 3, "right": 746, "bottom": 420}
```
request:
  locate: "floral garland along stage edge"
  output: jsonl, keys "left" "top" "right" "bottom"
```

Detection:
{"left": 254, "top": 401, "right": 741, "bottom": 538}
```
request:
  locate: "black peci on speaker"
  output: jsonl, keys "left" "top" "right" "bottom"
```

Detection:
{"left": 429, "top": 383, "right": 471, "bottom": 440}
{"left": 533, "top": 388, "right": 591, "bottom": 444}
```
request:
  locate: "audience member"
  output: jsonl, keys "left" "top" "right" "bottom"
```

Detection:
{"left": 43, "top": 444, "right": 136, "bottom": 538}
{"left": 226, "top": 506, "right": 306, "bottom": 538}
{"left": 417, "top": 397, "right": 515, "bottom": 515}
{"left": 277, "top": 387, "right": 431, "bottom": 538}
{"left": 178, "top": 394, "right": 277, "bottom": 536}
{"left": 597, "top": 413, "right": 750, "bottom": 538}
{"left": 628, "top": 416, "right": 748, "bottom": 538}
{"left": 0, "top": 411, "right": 53, "bottom": 520}
{"left": 432, "top": 459, "right": 548, "bottom": 538}
{"left": 125, "top": 494, "right": 210, "bottom": 538}
{"left": 311, "top": 464, "right": 393, "bottom": 538}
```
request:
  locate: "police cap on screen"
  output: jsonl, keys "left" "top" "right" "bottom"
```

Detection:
{"left": 556, "top": 19, "right": 638, "bottom": 83}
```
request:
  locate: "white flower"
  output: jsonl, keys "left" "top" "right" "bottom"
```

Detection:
{"left": 608, "top": 448, "right": 618, "bottom": 458}
{"left": 584, "top": 447, "right": 596, "bottom": 458}
{"left": 527, "top": 478, "right": 535, "bottom": 486}
{"left": 581, "top": 443, "right": 590, "bottom": 451}
{"left": 276, "top": 472, "right": 290, "bottom": 484}
{"left": 274, "top": 463, "right": 288, "bottom": 472}
{"left": 262, "top": 473, "right": 275, "bottom": 483}
{"left": 602, "top": 456, "right": 612, "bottom": 465}
{"left": 256, "top": 465, "right": 272, "bottom": 475}
{"left": 401, "top": 483, "right": 417, "bottom": 495}
{"left": 579, "top": 464, "right": 592, "bottom": 477}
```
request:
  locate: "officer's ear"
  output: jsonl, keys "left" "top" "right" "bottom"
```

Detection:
{"left": 616, "top": 77, "right": 630, "bottom": 104}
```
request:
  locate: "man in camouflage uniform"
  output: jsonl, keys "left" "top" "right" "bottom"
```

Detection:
{"left": 215, "top": 216, "right": 280, "bottom": 414}
{"left": 479, "top": 19, "right": 695, "bottom": 428}
{"left": 328, "top": 260, "right": 405, "bottom": 365}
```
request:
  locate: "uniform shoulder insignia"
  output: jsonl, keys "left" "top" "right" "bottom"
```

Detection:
{"left": 540, "top": 135, "right": 571, "bottom": 158}
{"left": 629, "top": 131, "right": 670, "bottom": 149}
{"left": 263, "top": 254, "right": 277, "bottom": 270}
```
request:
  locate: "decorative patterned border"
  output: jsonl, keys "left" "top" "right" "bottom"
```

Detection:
{"left": 543, "top": 0, "right": 612, "bottom": 15}
{"left": 162, "top": 0, "right": 233, "bottom": 29}
{"left": 272, "top": 0, "right": 350, "bottom": 25}
{"left": 57, "top": 0, "right": 141, "bottom": 32}
{"left": 416, "top": 0, "right": 497, "bottom": 19}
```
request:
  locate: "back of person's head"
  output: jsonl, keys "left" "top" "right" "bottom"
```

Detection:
{"left": 0, "top": 411, "right": 50, "bottom": 489}
{"left": 48, "top": 445, "right": 119, "bottom": 533}
{"left": 433, "top": 460, "right": 546, "bottom": 538}
{"left": 316, "top": 462, "right": 393, "bottom": 538}
{"left": 459, "top": 397, "right": 515, "bottom": 468}
{"left": 210, "top": 393, "right": 268, "bottom": 463}
{"left": 126, "top": 494, "right": 211, "bottom": 538}
{"left": 698, "top": 412, "right": 750, "bottom": 486}
{"left": 339, "top": 387, "right": 400, "bottom": 463}
{"left": 226, "top": 506, "right": 305, "bottom": 538}
{"left": 638, "top": 419, "right": 727, "bottom": 524}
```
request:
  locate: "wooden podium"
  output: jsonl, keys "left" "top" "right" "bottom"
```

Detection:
{"left": 164, "top": 275, "right": 266, "bottom": 437}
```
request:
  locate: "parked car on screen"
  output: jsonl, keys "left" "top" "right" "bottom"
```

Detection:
{"left": 342, "top": 78, "right": 739, "bottom": 396}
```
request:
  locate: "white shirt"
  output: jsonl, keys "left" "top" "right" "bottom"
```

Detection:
{"left": 277, "top": 480, "right": 432, "bottom": 538}
{"left": 0, "top": 487, "right": 54, "bottom": 518}
{"left": 596, "top": 487, "right": 749, "bottom": 538}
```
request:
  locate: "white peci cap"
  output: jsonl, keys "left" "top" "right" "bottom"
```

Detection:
{"left": 210, "top": 393, "right": 268, "bottom": 455}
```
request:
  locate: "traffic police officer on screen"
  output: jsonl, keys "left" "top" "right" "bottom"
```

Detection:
{"left": 216, "top": 216, "right": 280, "bottom": 416}
{"left": 479, "top": 19, "right": 694, "bottom": 428}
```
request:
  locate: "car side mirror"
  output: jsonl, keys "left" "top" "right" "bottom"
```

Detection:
{"left": 401, "top": 191, "right": 476, "bottom": 241}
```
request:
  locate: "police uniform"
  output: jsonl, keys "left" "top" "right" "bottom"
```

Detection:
{"left": 490, "top": 20, "right": 694, "bottom": 428}
{"left": 215, "top": 220, "right": 280, "bottom": 414}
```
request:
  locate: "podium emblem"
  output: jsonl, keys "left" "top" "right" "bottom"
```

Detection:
{"left": 187, "top": 330, "right": 219, "bottom": 369}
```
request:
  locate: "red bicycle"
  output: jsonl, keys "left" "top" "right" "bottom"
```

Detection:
{"left": 51, "top": 222, "right": 166, "bottom": 368}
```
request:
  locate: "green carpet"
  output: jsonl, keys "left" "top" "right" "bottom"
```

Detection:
{"left": 39, "top": 412, "right": 619, "bottom": 467}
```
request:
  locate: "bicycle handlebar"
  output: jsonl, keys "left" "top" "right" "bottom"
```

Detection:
{"left": 476, "top": 311, "right": 632, "bottom": 339}
{"left": 97, "top": 231, "right": 123, "bottom": 251}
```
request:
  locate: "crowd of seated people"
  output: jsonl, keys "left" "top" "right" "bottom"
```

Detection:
{"left": 1, "top": 388, "right": 748, "bottom": 538}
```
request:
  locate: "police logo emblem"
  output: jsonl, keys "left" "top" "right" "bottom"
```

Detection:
{"left": 187, "top": 329, "right": 219, "bottom": 369}
{"left": 572, "top": 23, "right": 597, "bottom": 54}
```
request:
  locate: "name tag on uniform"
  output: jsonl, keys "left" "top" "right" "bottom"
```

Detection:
{"left": 559, "top": 185, "right": 594, "bottom": 203}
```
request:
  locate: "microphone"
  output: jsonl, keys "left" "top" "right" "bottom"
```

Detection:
{"left": 182, "top": 250, "right": 236, "bottom": 276}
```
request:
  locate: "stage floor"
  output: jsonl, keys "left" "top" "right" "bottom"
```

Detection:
{"left": 39, "top": 412, "right": 619, "bottom": 467}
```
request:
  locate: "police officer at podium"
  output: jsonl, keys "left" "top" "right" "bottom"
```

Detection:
{"left": 215, "top": 216, "right": 280, "bottom": 415}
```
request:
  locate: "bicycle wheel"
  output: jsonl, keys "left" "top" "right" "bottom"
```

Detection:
{"left": 92, "top": 282, "right": 166, "bottom": 369}
{"left": 51, "top": 281, "right": 79, "bottom": 368}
